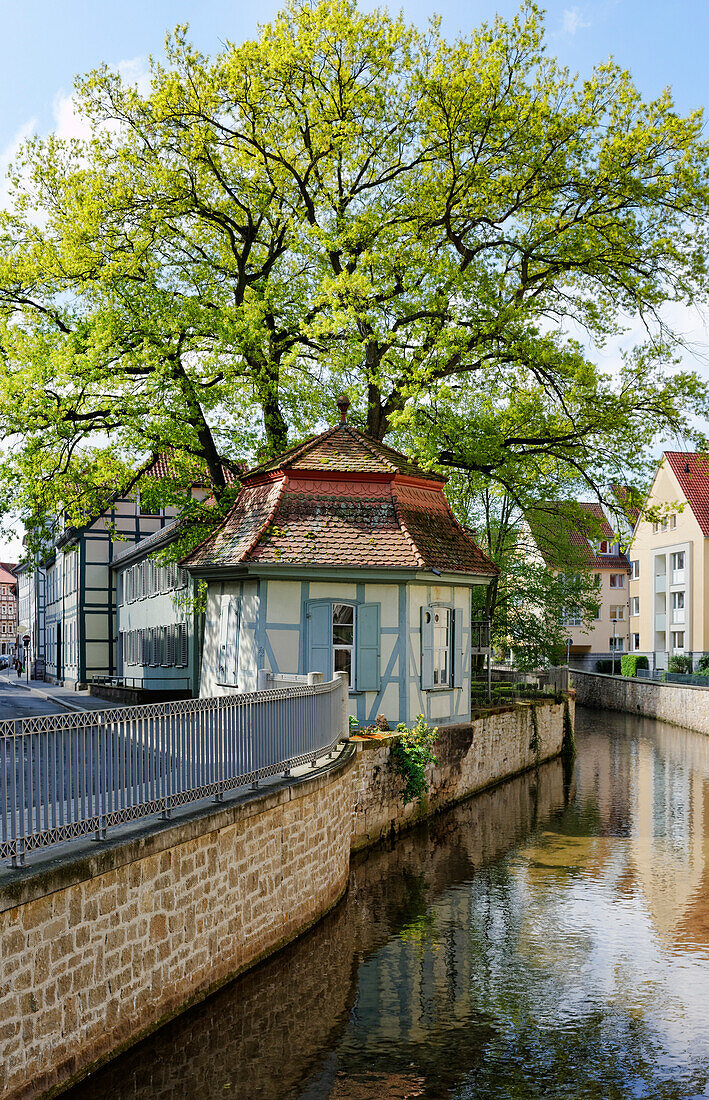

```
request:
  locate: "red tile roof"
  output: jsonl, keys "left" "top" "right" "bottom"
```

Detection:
{"left": 664, "top": 452, "right": 709, "bottom": 536}
{"left": 183, "top": 424, "right": 496, "bottom": 577}
{"left": 527, "top": 502, "right": 630, "bottom": 570}
{"left": 0, "top": 564, "right": 17, "bottom": 585}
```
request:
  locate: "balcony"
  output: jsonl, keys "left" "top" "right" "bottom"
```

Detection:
{"left": 655, "top": 575, "right": 667, "bottom": 593}
{"left": 655, "top": 614, "right": 666, "bottom": 631}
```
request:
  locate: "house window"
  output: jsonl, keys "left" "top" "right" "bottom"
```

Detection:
{"left": 609, "top": 574, "right": 625, "bottom": 589}
{"left": 630, "top": 560, "right": 640, "bottom": 580}
{"left": 563, "top": 611, "right": 582, "bottom": 627}
{"left": 610, "top": 605, "right": 625, "bottom": 622}
{"left": 431, "top": 607, "right": 451, "bottom": 686}
{"left": 670, "top": 514, "right": 677, "bottom": 529}
{"left": 671, "top": 591, "right": 685, "bottom": 623}
{"left": 632, "top": 633, "right": 640, "bottom": 651}
{"left": 599, "top": 540, "right": 610, "bottom": 554}
{"left": 137, "top": 493, "right": 161, "bottom": 517}
{"left": 306, "top": 601, "right": 380, "bottom": 692}
{"left": 609, "top": 637, "right": 624, "bottom": 652}
{"left": 421, "top": 605, "right": 463, "bottom": 691}
{"left": 332, "top": 604, "right": 354, "bottom": 684}
{"left": 671, "top": 631, "right": 685, "bottom": 651}
{"left": 671, "top": 551, "right": 685, "bottom": 581}
{"left": 631, "top": 597, "right": 639, "bottom": 616}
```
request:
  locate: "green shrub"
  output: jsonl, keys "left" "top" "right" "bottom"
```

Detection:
{"left": 390, "top": 714, "right": 438, "bottom": 805}
{"left": 620, "top": 654, "right": 649, "bottom": 677}
{"left": 595, "top": 659, "right": 613, "bottom": 674}
{"left": 668, "top": 654, "right": 692, "bottom": 674}
{"left": 696, "top": 655, "right": 709, "bottom": 673}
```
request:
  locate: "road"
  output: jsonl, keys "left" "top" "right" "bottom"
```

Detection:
{"left": 0, "top": 678, "right": 72, "bottom": 720}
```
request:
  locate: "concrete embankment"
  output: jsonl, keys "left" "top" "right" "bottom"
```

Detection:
{"left": 571, "top": 669, "right": 709, "bottom": 735}
{"left": 0, "top": 698, "right": 570, "bottom": 1100}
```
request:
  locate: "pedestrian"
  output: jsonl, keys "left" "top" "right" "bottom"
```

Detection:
{"left": 16, "top": 658, "right": 22, "bottom": 677}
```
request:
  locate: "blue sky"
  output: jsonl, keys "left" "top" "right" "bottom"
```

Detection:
{"left": 1, "top": 0, "right": 707, "bottom": 156}
{"left": 1, "top": 0, "right": 707, "bottom": 558}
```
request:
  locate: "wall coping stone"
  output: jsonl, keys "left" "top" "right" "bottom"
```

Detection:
{"left": 572, "top": 668, "right": 709, "bottom": 693}
{"left": 0, "top": 742, "right": 358, "bottom": 915}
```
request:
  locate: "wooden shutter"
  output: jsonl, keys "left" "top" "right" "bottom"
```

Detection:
{"left": 178, "top": 623, "right": 188, "bottom": 667}
{"left": 306, "top": 601, "right": 332, "bottom": 680}
{"left": 356, "top": 603, "right": 380, "bottom": 691}
{"left": 452, "top": 608, "right": 464, "bottom": 688}
{"left": 421, "top": 605, "right": 434, "bottom": 689}
{"left": 225, "top": 597, "right": 240, "bottom": 684}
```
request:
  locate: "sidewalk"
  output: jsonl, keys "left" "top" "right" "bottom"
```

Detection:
{"left": 0, "top": 669, "right": 126, "bottom": 712}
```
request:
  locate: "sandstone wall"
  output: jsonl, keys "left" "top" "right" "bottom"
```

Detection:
{"left": 351, "top": 699, "right": 570, "bottom": 850}
{"left": 572, "top": 670, "right": 709, "bottom": 735}
{"left": 1, "top": 700, "right": 570, "bottom": 1100}
{"left": 0, "top": 751, "right": 357, "bottom": 1100}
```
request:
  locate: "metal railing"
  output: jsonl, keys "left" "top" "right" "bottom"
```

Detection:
{"left": 471, "top": 620, "right": 491, "bottom": 652}
{"left": 1, "top": 675, "right": 347, "bottom": 868}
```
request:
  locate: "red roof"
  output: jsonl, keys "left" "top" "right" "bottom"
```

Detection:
{"left": 664, "top": 452, "right": 709, "bottom": 536}
{"left": 527, "top": 502, "right": 630, "bottom": 570}
{"left": 182, "top": 423, "right": 496, "bottom": 577}
{"left": 0, "top": 564, "right": 16, "bottom": 585}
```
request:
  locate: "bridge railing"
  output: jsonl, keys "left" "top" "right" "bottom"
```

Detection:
{"left": 0, "top": 674, "right": 348, "bottom": 868}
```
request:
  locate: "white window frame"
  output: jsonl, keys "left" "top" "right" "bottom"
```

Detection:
{"left": 609, "top": 574, "right": 625, "bottom": 589}
{"left": 631, "top": 596, "right": 639, "bottom": 616}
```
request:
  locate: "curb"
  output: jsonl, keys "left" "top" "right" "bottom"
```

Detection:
{"left": 0, "top": 675, "right": 89, "bottom": 713}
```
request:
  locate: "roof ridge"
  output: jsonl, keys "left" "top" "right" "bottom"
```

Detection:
{"left": 342, "top": 424, "right": 398, "bottom": 472}
{"left": 390, "top": 485, "right": 427, "bottom": 568}
{"left": 245, "top": 426, "right": 342, "bottom": 478}
{"left": 243, "top": 478, "right": 287, "bottom": 562}
{"left": 180, "top": 486, "right": 250, "bottom": 567}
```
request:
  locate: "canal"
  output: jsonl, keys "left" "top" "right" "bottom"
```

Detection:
{"left": 68, "top": 707, "right": 709, "bottom": 1099}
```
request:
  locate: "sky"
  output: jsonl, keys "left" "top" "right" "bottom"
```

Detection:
{"left": 1, "top": 0, "right": 708, "bottom": 557}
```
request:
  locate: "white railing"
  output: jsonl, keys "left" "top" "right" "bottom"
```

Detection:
{"left": 0, "top": 675, "right": 347, "bottom": 868}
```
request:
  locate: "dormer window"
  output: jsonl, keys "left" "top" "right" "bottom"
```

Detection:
{"left": 598, "top": 540, "right": 610, "bottom": 554}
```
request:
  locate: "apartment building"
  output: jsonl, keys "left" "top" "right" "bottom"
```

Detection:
{"left": 0, "top": 563, "right": 17, "bottom": 657}
{"left": 629, "top": 452, "right": 709, "bottom": 669}
{"left": 527, "top": 502, "right": 632, "bottom": 669}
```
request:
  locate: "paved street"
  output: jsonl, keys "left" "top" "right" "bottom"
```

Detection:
{"left": 0, "top": 676, "right": 73, "bottom": 720}
{"left": 0, "top": 669, "right": 125, "bottom": 719}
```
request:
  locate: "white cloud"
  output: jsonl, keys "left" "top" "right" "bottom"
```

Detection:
{"left": 562, "top": 6, "right": 591, "bottom": 35}
{"left": 0, "top": 117, "right": 38, "bottom": 208}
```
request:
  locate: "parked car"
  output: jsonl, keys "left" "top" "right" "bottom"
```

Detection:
{"left": 0, "top": 656, "right": 10, "bottom": 669}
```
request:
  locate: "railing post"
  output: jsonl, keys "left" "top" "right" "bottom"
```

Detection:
{"left": 334, "top": 671, "right": 348, "bottom": 741}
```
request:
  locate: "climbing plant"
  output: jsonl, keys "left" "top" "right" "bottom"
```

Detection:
{"left": 390, "top": 715, "right": 439, "bottom": 807}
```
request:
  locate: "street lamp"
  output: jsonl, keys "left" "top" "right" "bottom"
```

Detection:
{"left": 566, "top": 637, "right": 573, "bottom": 666}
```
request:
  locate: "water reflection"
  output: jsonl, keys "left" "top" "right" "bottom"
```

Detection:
{"left": 68, "top": 708, "right": 709, "bottom": 1099}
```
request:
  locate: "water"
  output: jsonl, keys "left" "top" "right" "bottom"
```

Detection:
{"left": 68, "top": 708, "right": 709, "bottom": 1099}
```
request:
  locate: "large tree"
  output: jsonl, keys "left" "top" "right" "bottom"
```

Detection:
{"left": 1, "top": 0, "right": 708, "bottom": 562}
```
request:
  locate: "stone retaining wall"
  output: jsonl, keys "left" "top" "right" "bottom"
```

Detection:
{"left": 351, "top": 698, "right": 569, "bottom": 851}
{"left": 571, "top": 669, "right": 709, "bottom": 735}
{"left": 1, "top": 700, "right": 570, "bottom": 1100}
{"left": 0, "top": 750, "right": 357, "bottom": 1100}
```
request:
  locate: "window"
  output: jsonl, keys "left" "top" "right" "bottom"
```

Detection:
{"left": 421, "top": 605, "right": 464, "bottom": 691}
{"left": 609, "top": 574, "right": 625, "bottom": 589}
{"left": 599, "top": 540, "right": 610, "bottom": 554}
{"left": 137, "top": 493, "right": 161, "bottom": 517}
{"left": 671, "top": 551, "right": 685, "bottom": 575}
{"left": 630, "top": 560, "right": 640, "bottom": 580}
{"left": 671, "top": 590, "right": 685, "bottom": 623}
{"left": 632, "top": 633, "right": 640, "bottom": 651}
{"left": 670, "top": 514, "right": 677, "bottom": 529}
{"left": 610, "top": 605, "right": 625, "bottom": 622}
{"left": 306, "top": 600, "right": 380, "bottom": 691}
{"left": 332, "top": 604, "right": 354, "bottom": 684}
{"left": 562, "top": 611, "right": 582, "bottom": 627}
{"left": 671, "top": 631, "right": 685, "bottom": 651}
{"left": 631, "top": 596, "right": 640, "bottom": 616}
{"left": 609, "top": 636, "right": 624, "bottom": 652}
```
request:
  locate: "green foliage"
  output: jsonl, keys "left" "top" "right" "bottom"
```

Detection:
{"left": 390, "top": 715, "right": 438, "bottom": 807}
{"left": 595, "top": 659, "right": 614, "bottom": 674}
{"left": 620, "top": 654, "right": 649, "bottom": 677}
{"left": 696, "top": 655, "right": 709, "bottom": 673}
{"left": 668, "top": 654, "right": 693, "bottom": 673}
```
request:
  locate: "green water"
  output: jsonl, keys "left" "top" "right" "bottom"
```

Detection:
{"left": 69, "top": 708, "right": 709, "bottom": 1099}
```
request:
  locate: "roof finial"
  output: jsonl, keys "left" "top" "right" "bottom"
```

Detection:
{"left": 336, "top": 393, "right": 350, "bottom": 423}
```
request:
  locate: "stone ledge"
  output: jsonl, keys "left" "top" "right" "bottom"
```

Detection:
{"left": 0, "top": 742, "right": 357, "bottom": 914}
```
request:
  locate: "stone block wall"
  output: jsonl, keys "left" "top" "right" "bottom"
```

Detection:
{"left": 1, "top": 699, "right": 570, "bottom": 1100}
{"left": 572, "top": 670, "right": 709, "bottom": 735}
{"left": 0, "top": 751, "right": 357, "bottom": 1100}
{"left": 351, "top": 699, "right": 569, "bottom": 850}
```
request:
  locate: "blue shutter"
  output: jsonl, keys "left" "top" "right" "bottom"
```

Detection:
{"left": 356, "top": 603, "right": 380, "bottom": 691}
{"left": 307, "top": 601, "right": 332, "bottom": 680}
{"left": 421, "top": 605, "right": 434, "bottom": 689}
{"left": 453, "top": 608, "right": 464, "bottom": 688}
